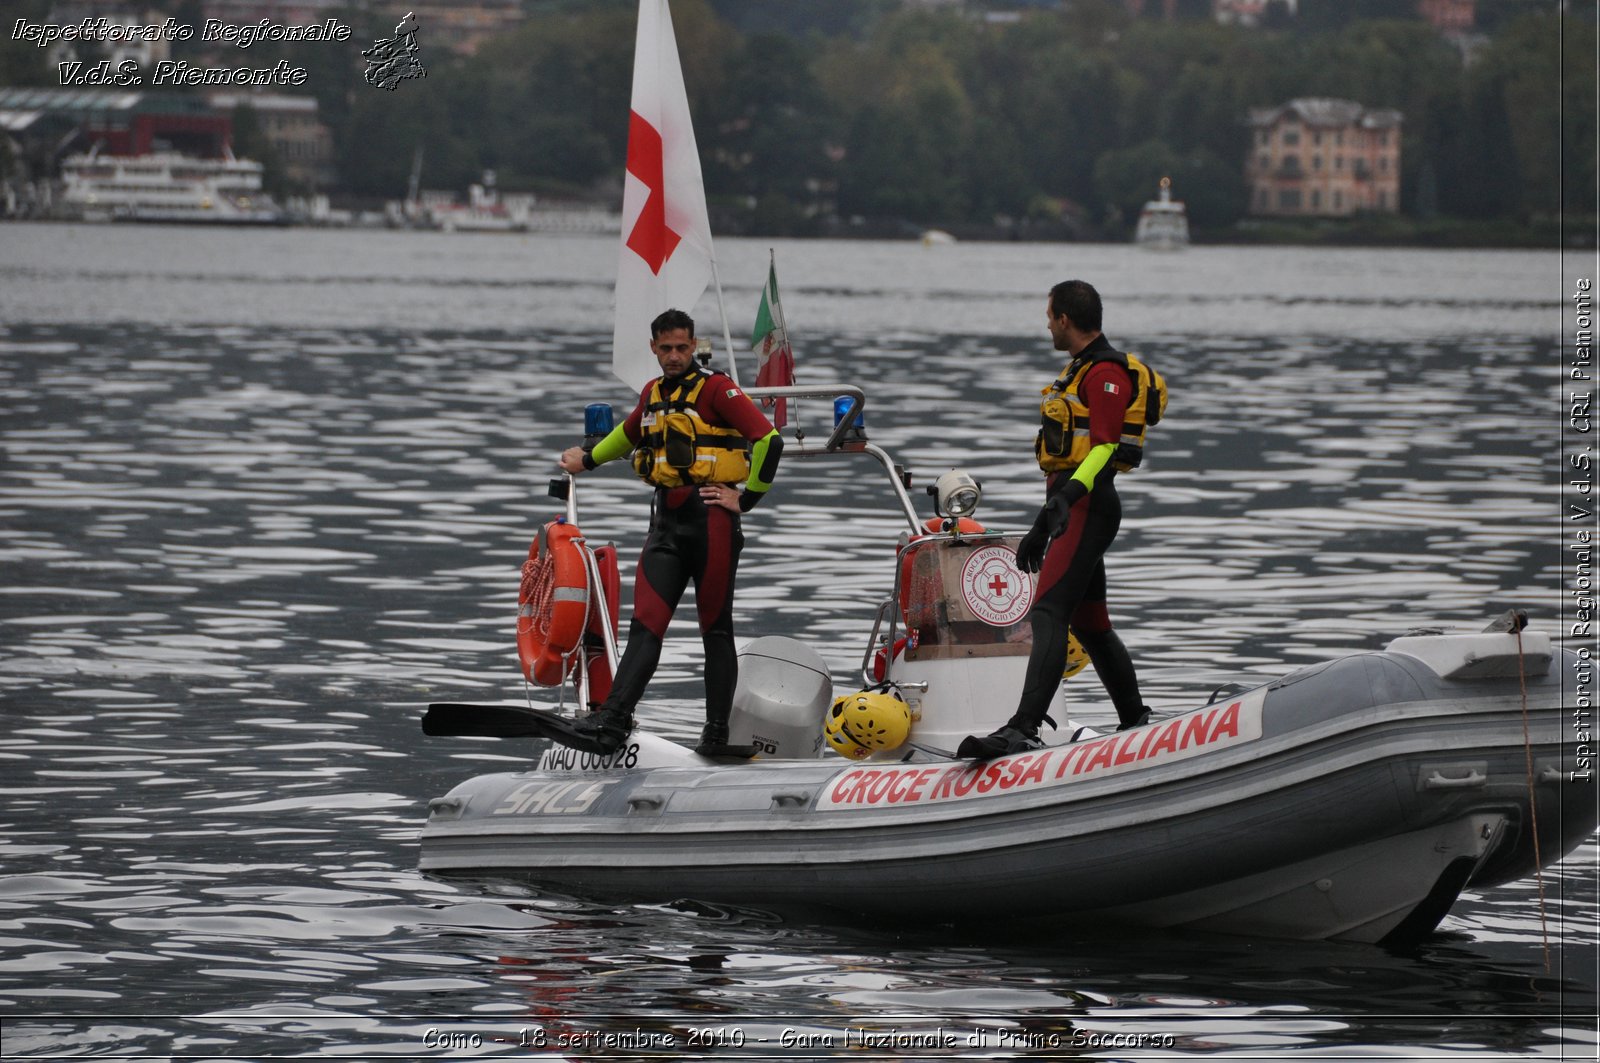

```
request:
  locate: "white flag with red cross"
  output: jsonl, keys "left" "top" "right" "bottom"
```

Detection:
{"left": 611, "top": 0, "right": 715, "bottom": 391}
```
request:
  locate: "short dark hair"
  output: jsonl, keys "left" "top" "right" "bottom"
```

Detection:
{"left": 651, "top": 308, "right": 695, "bottom": 338}
{"left": 1048, "top": 280, "right": 1102, "bottom": 333}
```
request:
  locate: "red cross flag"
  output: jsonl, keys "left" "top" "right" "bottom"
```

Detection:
{"left": 611, "top": 0, "right": 715, "bottom": 390}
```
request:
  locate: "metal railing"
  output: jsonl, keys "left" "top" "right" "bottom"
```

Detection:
{"left": 745, "top": 383, "right": 922, "bottom": 531}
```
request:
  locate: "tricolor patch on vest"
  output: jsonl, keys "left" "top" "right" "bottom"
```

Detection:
{"left": 1104, "top": 381, "right": 1121, "bottom": 394}
{"left": 727, "top": 389, "right": 740, "bottom": 398}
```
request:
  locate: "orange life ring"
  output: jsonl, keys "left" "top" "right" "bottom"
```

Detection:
{"left": 517, "top": 519, "right": 590, "bottom": 685}
{"left": 923, "top": 516, "right": 985, "bottom": 536}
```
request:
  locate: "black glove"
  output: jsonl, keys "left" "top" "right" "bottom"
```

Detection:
{"left": 1014, "top": 517, "right": 1049, "bottom": 573}
{"left": 1041, "top": 480, "right": 1086, "bottom": 538}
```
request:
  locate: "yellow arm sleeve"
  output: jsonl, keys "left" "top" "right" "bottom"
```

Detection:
{"left": 586, "top": 424, "right": 633, "bottom": 467}
{"left": 740, "top": 430, "right": 784, "bottom": 510}
{"left": 1070, "top": 443, "right": 1117, "bottom": 493}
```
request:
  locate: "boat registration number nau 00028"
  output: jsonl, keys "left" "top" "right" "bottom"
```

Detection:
{"left": 820, "top": 693, "right": 1266, "bottom": 811}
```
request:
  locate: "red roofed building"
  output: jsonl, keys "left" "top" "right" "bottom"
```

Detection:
{"left": 1418, "top": 0, "right": 1475, "bottom": 33}
{"left": 1214, "top": 0, "right": 1298, "bottom": 26}
{"left": 1246, "top": 98, "right": 1402, "bottom": 217}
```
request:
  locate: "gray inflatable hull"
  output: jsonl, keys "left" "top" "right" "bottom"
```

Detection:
{"left": 420, "top": 645, "right": 1592, "bottom": 945}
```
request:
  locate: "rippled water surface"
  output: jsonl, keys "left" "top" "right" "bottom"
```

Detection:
{"left": 0, "top": 224, "right": 1594, "bottom": 1058}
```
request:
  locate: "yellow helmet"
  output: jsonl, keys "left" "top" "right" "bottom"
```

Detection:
{"left": 1064, "top": 631, "right": 1089, "bottom": 680}
{"left": 824, "top": 688, "right": 911, "bottom": 760}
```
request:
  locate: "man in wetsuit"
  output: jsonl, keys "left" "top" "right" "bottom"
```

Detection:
{"left": 557, "top": 308, "right": 783, "bottom": 756}
{"left": 959, "top": 280, "right": 1152, "bottom": 759}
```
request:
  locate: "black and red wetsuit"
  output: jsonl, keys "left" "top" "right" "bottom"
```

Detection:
{"left": 1015, "top": 335, "right": 1148, "bottom": 730}
{"left": 600, "top": 371, "right": 780, "bottom": 729}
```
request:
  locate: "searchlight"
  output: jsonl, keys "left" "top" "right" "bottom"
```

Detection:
{"left": 930, "top": 469, "right": 982, "bottom": 520}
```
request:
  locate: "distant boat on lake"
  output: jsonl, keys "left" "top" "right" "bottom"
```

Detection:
{"left": 397, "top": 169, "right": 621, "bottom": 235}
{"left": 1135, "top": 176, "right": 1189, "bottom": 250}
{"left": 59, "top": 149, "right": 284, "bottom": 225}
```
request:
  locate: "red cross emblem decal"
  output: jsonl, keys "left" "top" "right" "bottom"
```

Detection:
{"left": 960, "top": 546, "right": 1034, "bottom": 627}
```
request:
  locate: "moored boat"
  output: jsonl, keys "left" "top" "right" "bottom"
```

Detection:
{"left": 1135, "top": 176, "right": 1189, "bottom": 249}
{"left": 58, "top": 149, "right": 285, "bottom": 225}
{"left": 415, "top": 184, "right": 622, "bottom": 235}
{"left": 419, "top": 384, "right": 1592, "bottom": 947}
{"left": 425, "top": 172, "right": 532, "bottom": 233}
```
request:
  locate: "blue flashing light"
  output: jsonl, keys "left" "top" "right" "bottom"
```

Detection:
{"left": 584, "top": 403, "right": 615, "bottom": 439}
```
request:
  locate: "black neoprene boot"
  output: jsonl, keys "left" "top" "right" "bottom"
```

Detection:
{"left": 1116, "top": 706, "right": 1152, "bottom": 731}
{"left": 1075, "top": 628, "right": 1149, "bottom": 731}
{"left": 957, "top": 715, "right": 1044, "bottom": 760}
{"left": 694, "top": 720, "right": 729, "bottom": 756}
{"left": 693, "top": 718, "right": 761, "bottom": 759}
{"left": 569, "top": 706, "right": 633, "bottom": 754}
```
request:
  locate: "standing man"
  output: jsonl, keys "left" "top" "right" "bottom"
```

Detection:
{"left": 556, "top": 309, "right": 784, "bottom": 757}
{"left": 959, "top": 280, "right": 1158, "bottom": 760}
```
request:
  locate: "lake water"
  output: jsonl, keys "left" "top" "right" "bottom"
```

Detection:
{"left": 0, "top": 223, "right": 1594, "bottom": 1057}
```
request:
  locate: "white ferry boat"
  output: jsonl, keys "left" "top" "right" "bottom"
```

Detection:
{"left": 1134, "top": 176, "right": 1189, "bottom": 249}
{"left": 417, "top": 171, "right": 621, "bottom": 235}
{"left": 59, "top": 150, "right": 284, "bottom": 225}
{"left": 425, "top": 175, "right": 532, "bottom": 233}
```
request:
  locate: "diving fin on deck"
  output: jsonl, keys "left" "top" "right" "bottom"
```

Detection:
{"left": 522, "top": 708, "right": 629, "bottom": 755}
{"left": 422, "top": 702, "right": 626, "bottom": 754}
{"left": 956, "top": 725, "right": 1044, "bottom": 761}
{"left": 423, "top": 702, "right": 545, "bottom": 738}
{"left": 692, "top": 722, "right": 760, "bottom": 760}
{"left": 694, "top": 741, "right": 762, "bottom": 760}
{"left": 955, "top": 734, "right": 1001, "bottom": 760}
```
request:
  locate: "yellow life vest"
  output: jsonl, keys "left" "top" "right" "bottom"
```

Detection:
{"left": 632, "top": 371, "right": 752, "bottom": 487}
{"left": 1035, "top": 349, "right": 1166, "bottom": 474}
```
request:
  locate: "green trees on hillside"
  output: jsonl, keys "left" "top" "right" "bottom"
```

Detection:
{"left": 10, "top": 0, "right": 1583, "bottom": 235}
{"left": 738, "top": 3, "right": 1587, "bottom": 235}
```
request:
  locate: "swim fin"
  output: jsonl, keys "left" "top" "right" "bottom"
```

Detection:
{"left": 694, "top": 741, "right": 762, "bottom": 760}
{"left": 956, "top": 725, "right": 1043, "bottom": 761}
{"left": 521, "top": 708, "right": 630, "bottom": 755}
{"left": 692, "top": 722, "right": 760, "bottom": 759}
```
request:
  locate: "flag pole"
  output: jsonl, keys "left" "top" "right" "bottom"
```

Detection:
{"left": 768, "top": 248, "right": 791, "bottom": 342}
{"left": 710, "top": 256, "right": 741, "bottom": 387}
{"left": 766, "top": 247, "right": 802, "bottom": 438}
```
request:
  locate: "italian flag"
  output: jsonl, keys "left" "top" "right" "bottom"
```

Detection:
{"left": 749, "top": 256, "right": 794, "bottom": 427}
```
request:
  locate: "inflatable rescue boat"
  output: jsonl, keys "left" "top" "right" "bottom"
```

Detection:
{"left": 419, "top": 385, "right": 1593, "bottom": 946}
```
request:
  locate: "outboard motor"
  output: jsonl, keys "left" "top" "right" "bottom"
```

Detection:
{"left": 730, "top": 636, "right": 833, "bottom": 758}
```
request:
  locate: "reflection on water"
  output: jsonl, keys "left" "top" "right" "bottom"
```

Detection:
{"left": 0, "top": 231, "right": 1591, "bottom": 1057}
